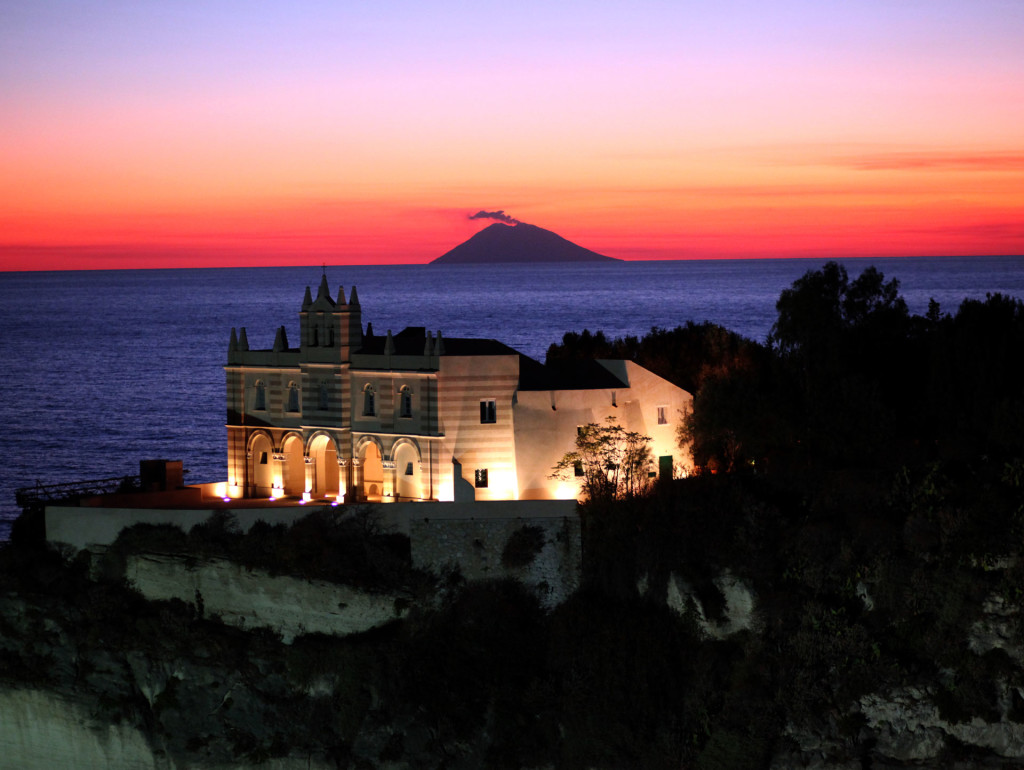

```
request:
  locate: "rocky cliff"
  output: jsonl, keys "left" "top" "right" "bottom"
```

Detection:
{"left": 5, "top": 463, "right": 1024, "bottom": 768}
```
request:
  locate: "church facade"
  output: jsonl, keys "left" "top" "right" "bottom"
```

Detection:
{"left": 225, "top": 277, "right": 692, "bottom": 504}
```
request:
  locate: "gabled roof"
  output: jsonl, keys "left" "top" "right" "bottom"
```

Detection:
{"left": 357, "top": 326, "right": 521, "bottom": 357}
{"left": 517, "top": 358, "right": 629, "bottom": 391}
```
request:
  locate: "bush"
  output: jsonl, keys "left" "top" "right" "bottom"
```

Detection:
{"left": 502, "top": 525, "right": 546, "bottom": 568}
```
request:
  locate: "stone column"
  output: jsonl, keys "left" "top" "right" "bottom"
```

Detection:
{"left": 303, "top": 456, "right": 314, "bottom": 496}
{"left": 337, "top": 458, "right": 348, "bottom": 501}
{"left": 382, "top": 460, "right": 396, "bottom": 501}
{"left": 349, "top": 459, "right": 362, "bottom": 503}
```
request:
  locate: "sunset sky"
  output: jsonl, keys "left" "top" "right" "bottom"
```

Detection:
{"left": 3, "top": 0, "right": 1023, "bottom": 270}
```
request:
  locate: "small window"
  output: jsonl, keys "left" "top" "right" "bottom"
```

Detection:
{"left": 287, "top": 382, "right": 300, "bottom": 412}
{"left": 259, "top": 451, "right": 268, "bottom": 465}
{"left": 318, "top": 380, "right": 329, "bottom": 411}
{"left": 480, "top": 399, "right": 496, "bottom": 424}
{"left": 363, "top": 385, "right": 376, "bottom": 416}
{"left": 400, "top": 387, "right": 413, "bottom": 418}
{"left": 657, "top": 406, "right": 667, "bottom": 425}
{"left": 405, "top": 462, "right": 414, "bottom": 476}
{"left": 474, "top": 468, "right": 488, "bottom": 488}
{"left": 254, "top": 380, "right": 266, "bottom": 411}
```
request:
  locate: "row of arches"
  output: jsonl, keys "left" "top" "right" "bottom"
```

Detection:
{"left": 246, "top": 431, "right": 426, "bottom": 502}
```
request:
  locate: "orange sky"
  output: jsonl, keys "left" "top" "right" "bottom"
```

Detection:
{"left": 3, "top": 1, "right": 1023, "bottom": 270}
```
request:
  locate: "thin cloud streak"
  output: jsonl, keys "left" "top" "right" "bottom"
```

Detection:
{"left": 836, "top": 151, "right": 1024, "bottom": 172}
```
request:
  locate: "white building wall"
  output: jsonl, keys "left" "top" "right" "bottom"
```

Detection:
{"left": 512, "top": 361, "right": 693, "bottom": 500}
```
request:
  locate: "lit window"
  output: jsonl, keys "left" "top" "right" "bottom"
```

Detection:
{"left": 474, "top": 468, "right": 488, "bottom": 488}
{"left": 254, "top": 381, "right": 266, "bottom": 411}
{"left": 657, "top": 406, "right": 667, "bottom": 425}
{"left": 480, "top": 399, "right": 496, "bottom": 424}
{"left": 363, "top": 385, "right": 376, "bottom": 416}
{"left": 400, "top": 387, "right": 413, "bottom": 418}
{"left": 287, "top": 382, "right": 300, "bottom": 412}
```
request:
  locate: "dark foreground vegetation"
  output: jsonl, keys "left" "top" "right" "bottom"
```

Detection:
{"left": 2, "top": 262, "right": 1024, "bottom": 768}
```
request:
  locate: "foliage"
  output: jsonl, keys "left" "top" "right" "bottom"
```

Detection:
{"left": 684, "top": 262, "right": 1024, "bottom": 474}
{"left": 551, "top": 417, "right": 652, "bottom": 501}
{"left": 109, "top": 507, "right": 427, "bottom": 593}
{"left": 501, "top": 524, "right": 546, "bottom": 568}
{"left": 546, "top": 321, "right": 760, "bottom": 395}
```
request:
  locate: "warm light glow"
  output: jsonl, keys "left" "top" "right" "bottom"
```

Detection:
{"left": 302, "top": 492, "right": 312, "bottom": 502}
{"left": 268, "top": 495, "right": 277, "bottom": 501}
{"left": 554, "top": 481, "right": 581, "bottom": 500}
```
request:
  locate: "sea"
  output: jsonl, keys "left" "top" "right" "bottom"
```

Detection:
{"left": 2, "top": 255, "right": 1023, "bottom": 540}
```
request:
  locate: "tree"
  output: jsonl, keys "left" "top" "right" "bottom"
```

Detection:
{"left": 551, "top": 418, "right": 653, "bottom": 501}
{"left": 768, "top": 262, "right": 908, "bottom": 359}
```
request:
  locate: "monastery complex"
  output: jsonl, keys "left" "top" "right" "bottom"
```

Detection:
{"left": 225, "top": 276, "right": 693, "bottom": 504}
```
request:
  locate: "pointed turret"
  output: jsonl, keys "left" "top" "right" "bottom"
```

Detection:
{"left": 435, "top": 331, "right": 446, "bottom": 356}
{"left": 366, "top": 322, "right": 374, "bottom": 338}
{"left": 273, "top": 325, "right": 289, "bottom": 352}
{"left": 229, "top": 327, "right": 238, "bottom": 353}
{"left": 384, "top": 330, "right": 395, "bottom": 356}
{"left": 348, "top": 285, "right": 360, "bottom": 306}
{"left": 300, "top": 276, "right": 361, "bottom": 361}
{"left": 316, "top": 274, "right": 331, "bottom": 303}
{"left": 238, "top": 327, "right": 249, "bottom": 351}
{"left": 424, "top": 331, "right": 434, "bottom": 356}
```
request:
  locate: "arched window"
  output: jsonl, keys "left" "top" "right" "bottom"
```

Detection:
{"left": 254, "top": 380, "right": 266, "bottom": 411}
{"left": 287, "top": 381, "right": 300, "bottom": 412}
{"left": 363, "top": 384, "right": 376, "bottom": 417}
{"left": 399, "top": 386, "right": 413, "bottom": 418}
{"left": 318, "top": 380, "right": 329, "bottom": 411}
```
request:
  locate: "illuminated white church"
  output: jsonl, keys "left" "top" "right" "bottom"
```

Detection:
{"left": 225, "top": 276, "right": 692, "bottom": 504}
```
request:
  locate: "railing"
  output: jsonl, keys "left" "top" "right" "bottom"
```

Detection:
{"left": 15, "top": 476, "right": 141, "bottom": 509}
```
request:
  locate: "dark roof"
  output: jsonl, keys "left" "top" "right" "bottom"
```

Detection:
{"left": 359, "top": 326, "right": 630, "bottom": 390}
{"left": 518, "top": 358, "right": 628, "bottom": 391}
{"left": 358, "top": 327, "right": 522, "bottom": 357}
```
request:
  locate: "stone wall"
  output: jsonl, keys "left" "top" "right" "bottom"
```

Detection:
{"left": 410, "top": 512, "right": 581, "bottom": 607}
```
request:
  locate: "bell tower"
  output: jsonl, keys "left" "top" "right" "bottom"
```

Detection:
{"left": 299, "top": 274, "right": 363, "bottom": 363}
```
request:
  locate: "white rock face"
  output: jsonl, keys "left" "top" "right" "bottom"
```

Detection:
{"left": 0, "top": 688, "right": 344, "bottom": 769}
{"left": 665, "top": 571, "right": 758, "bottom": 639}
{"left": 0, "top": 688, "right": 160, "bottom": 770}
{"left": 970, "top": 592, "right": 1023, "bottom": 661}
{"left": 860, "top": 686, "right": 1024, "bottom": 761}
{"left": 125, "top": 554, "right": 406, "bottom": 643}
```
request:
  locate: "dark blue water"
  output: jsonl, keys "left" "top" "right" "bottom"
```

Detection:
{"left": 2, "top": 256, "right": 1023, "bottom": 538}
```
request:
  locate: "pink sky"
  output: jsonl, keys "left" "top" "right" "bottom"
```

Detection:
{"left": 3, "top": 1, "right": 1023, "bottom": 270}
